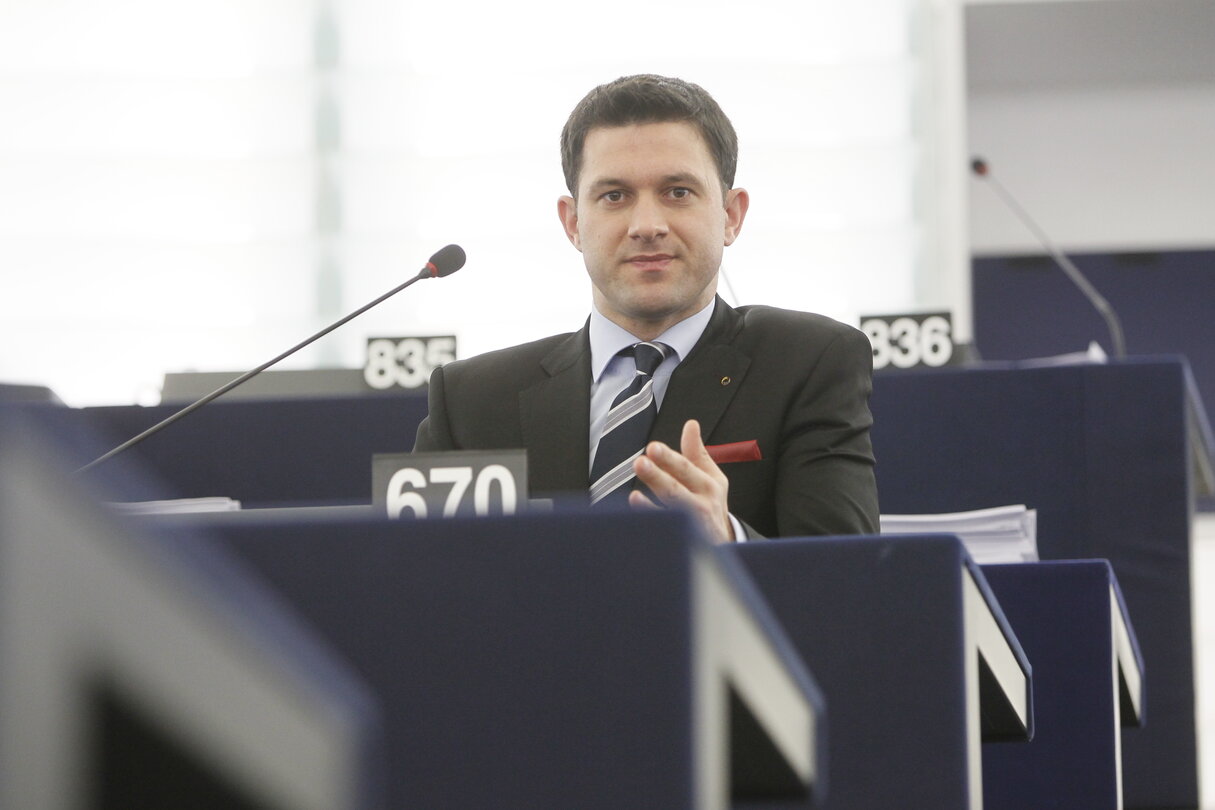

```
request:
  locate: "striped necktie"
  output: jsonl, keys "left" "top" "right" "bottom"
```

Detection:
{"left": 589, "top": 341, "right": 669, "bottom": 504}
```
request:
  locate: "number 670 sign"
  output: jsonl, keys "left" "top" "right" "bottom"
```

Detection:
{"left": 372, "top": 450, "right": 529, "bottom": 519}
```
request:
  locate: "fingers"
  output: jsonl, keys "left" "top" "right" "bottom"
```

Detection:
{"left": 680, "top": 418, "right": 716, "bottom": 469}
{"left": 632, "top": 419, "right": 732, "bottom": 543}
{"left": 647, "top": 420, "right": 728, "bottom": 498}
{"left": 634, "top": 441, "right": 711, "bottom": 500}
{"left": 628, "top": 489, "right": 660, "bottom": 510}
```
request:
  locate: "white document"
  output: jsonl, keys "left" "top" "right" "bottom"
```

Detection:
{"left": 107, "top": 497, "right": 242, "bottom": 516}
{"left": 880, "top": 504, "right": 1038, "bottom": 564}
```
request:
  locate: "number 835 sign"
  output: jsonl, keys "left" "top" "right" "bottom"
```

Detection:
{"left": 364, "top": 335, "right": 457, "bottom": 390}
{"left": 859, "top": 311, "right": 958, "bottom": 371}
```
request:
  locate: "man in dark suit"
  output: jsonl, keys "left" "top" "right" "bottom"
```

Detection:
{"left": 415, "top": 74, "right": 878, "bottom": 542}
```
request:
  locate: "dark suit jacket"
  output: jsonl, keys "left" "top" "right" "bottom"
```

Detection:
{"left": 414, "top": 297, "right": 879, "bottom": 538}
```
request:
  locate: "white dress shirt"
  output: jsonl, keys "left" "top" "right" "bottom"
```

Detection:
{"left": 586, "top": 299, "right": 745, "bottom": 541}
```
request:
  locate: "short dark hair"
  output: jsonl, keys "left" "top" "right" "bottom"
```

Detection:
{"left": 560, "top": 74, "right": 739, "bottom": 196}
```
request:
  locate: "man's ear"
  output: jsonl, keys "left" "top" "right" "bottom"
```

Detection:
{"left": 723, "top": 187, "right": 750, "bottom": 246}
{"left": 557, "top": 195, "right": 581, "bottom": 250}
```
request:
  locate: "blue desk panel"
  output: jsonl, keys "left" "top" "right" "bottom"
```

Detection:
{"left": 729, "top": 534, "right": 1031, "bottom": 810}
{"left": 160, "top": 507, "right": 825, "bottom": 810}
{"left": 981, "top": 561, "right": 1144, "bottom": 810}
{"left": 870, "top": 359, "right": 1198, "bottom": 809}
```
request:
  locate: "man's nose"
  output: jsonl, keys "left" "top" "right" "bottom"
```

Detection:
{"left": 627, "top": 194, "right": 669, "bottom": 240}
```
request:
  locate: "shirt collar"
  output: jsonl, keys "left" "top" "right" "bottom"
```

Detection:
{"left": 589, "top": 298, "right": 716, "bottom": 383}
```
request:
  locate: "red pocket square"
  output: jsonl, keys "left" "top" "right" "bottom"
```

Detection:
{"left": 705, "top": 440, "right": 762, "bottom": 464}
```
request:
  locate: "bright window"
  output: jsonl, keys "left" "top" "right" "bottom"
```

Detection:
{"left": 0, "top": 0, "right": 928, "bottom": 405}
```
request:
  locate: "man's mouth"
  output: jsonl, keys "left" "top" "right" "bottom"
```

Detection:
{"left": 628, "top": 254, "right": 675, "bottom": 270}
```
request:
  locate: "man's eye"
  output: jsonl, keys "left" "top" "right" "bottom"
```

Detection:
{"left": 602, "top": 191, "right": 625, "bottom": 203}
{"left": 670, "top": 187, "right": 691, "bottom": 199}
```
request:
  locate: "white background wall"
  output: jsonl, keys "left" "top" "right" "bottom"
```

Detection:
{"left": 0, "top": 0, "right": 934, "bottom": 407}
{"left": 1, "top": 0, "right": 1209, "bottom": 401}
{"left": 965, "top": 0, "right": 1215, "bottom": 255}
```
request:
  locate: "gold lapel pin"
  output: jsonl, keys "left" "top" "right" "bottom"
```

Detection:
{"left": 720, "top": 376, "right": 731, "bottom": 386}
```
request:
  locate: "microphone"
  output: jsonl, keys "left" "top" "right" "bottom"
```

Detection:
{"left": 76, "top": 244, "right": 466, "bottom": 475}
{"left": 970, "top": 157, "right": 1125, "bottom": 359}
{"left": 423, "top": 243, "right": 465, "bottom": 278}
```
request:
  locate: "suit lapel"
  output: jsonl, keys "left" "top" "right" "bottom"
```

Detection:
{"left": 517, "top": 301, "right": 746, "bottom": 492}
{"left": 519, "top": 326, "right": 592, "bottom": 493}
{"left": 652, "top": 298, "right": 750, "bottom": 447}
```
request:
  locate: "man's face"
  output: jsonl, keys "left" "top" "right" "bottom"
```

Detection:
{"left": 558, "top": 121, "right": 748, "bottom": 340}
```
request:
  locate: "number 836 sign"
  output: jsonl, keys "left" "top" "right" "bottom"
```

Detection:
{"left": 859, "top": 311, "right": 957, "bottom": 371}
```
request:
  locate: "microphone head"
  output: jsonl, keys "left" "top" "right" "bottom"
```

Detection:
{"left": 970, "top": 157, "right": 989, "bottom": 177}
{"left": 425, "top": 244, "right": 466, "bottom": 278}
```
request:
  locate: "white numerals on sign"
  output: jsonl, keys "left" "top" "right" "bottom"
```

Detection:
{"left": 861, "top": 313, "right": 954, "bottom": 371}
{"left": 918, "top": 315, "right": 954, "bottom": 367}
{"left": 386, "top": 468, "right": 429, "bottom": 518}
{"left": 862, "top": 319, "right": 893, "bottom": 370}
{"left": 430, "top": 466, "right": 472, "bottom": 517}
{"left": 385, "top": 465, "right": 519, "bottom": 519}
{"left": 474, "top": 465, "right": 517, "bottom": 515}
{"left": 364, "top": 336, "right": 457, "bottom": 390}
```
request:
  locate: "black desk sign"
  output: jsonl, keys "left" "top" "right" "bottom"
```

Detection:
{"left": 372, "top": 450, "right": 528, "bottom": 519}
{"left": 859, "top": 311, "right": 957, "bottom": 371}
{"left": 363, "top": 335, "right": 457, "bottom": 390}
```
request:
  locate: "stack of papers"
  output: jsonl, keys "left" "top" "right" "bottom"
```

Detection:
{"left": 107, "top": 497, "right": 242, "bottom": 516}
{"left": 880, "top": 505, "right": 1038, "bottom": 564}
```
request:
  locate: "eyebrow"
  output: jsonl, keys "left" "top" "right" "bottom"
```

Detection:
{"left": 585, "top": 173, "right": 707, "bottom": 193}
